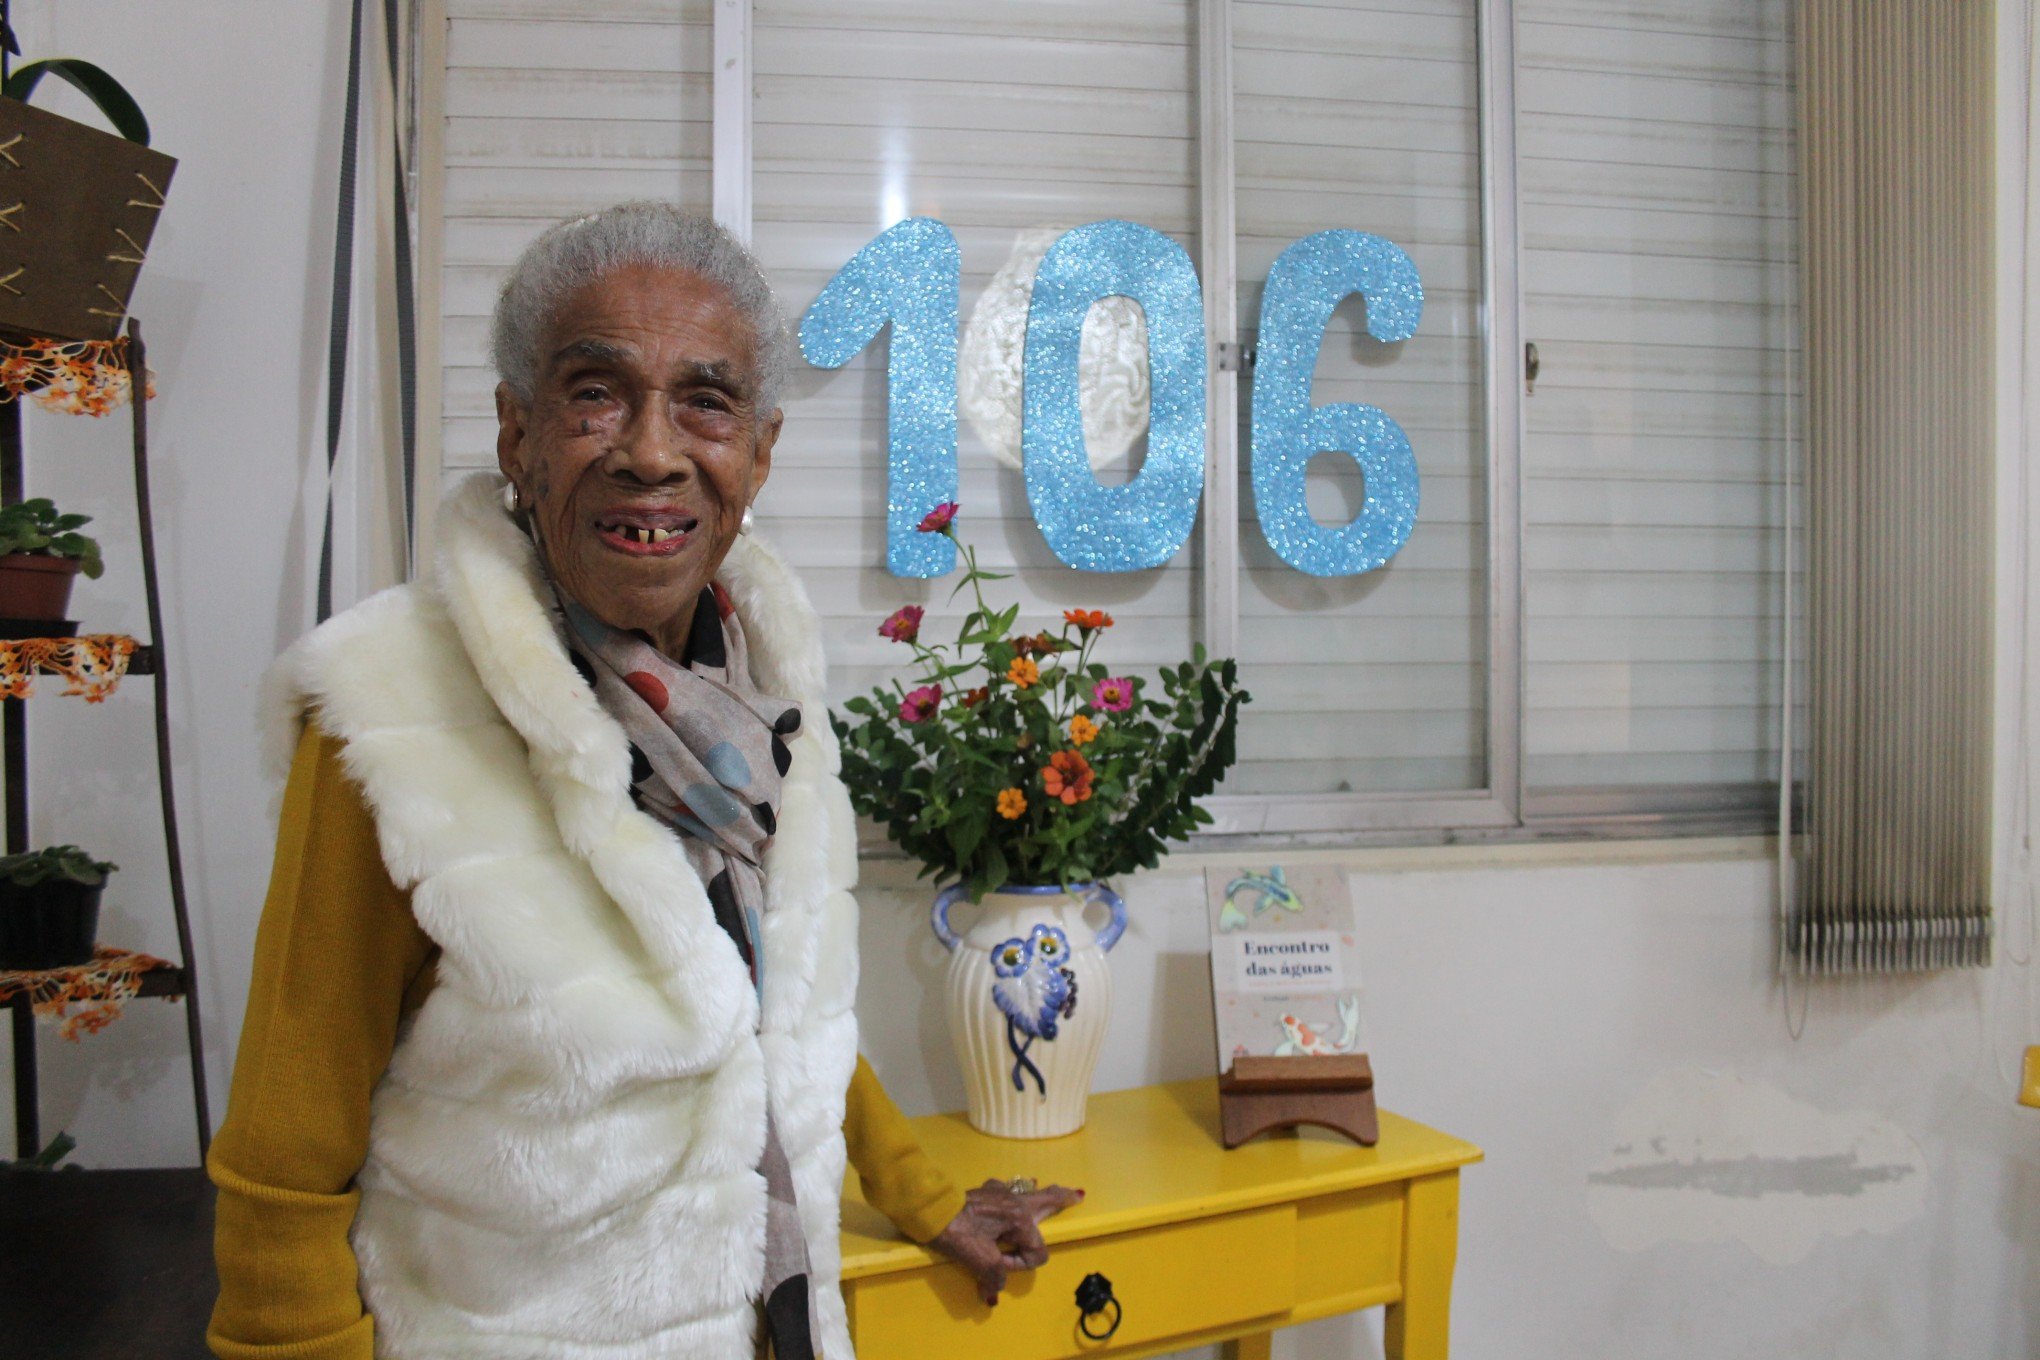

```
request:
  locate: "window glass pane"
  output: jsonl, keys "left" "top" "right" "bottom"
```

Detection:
{"left": 1230, "top": 0, "right": 1489, "bottom": 796}
{"left": 1519, "top": 0, "right": 1798, "bottom": 798}
{"left": 752, "top": 1, "right": 1201, "bottom": 716}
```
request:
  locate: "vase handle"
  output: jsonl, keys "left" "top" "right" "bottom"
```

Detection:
{"left": 1087, "top": 883, "right": 1128, "bottom": 953}
{"left": 931, "top": 883, "right": 971, "bottom": 953}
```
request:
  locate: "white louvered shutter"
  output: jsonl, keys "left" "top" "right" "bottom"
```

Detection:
{"left": 1518, "top": 0, "right": 1799, "bottom": 804}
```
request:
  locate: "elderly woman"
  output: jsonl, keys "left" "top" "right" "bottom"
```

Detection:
{"left": 208, "top": 203, "right": 1076, "bottom": 1360}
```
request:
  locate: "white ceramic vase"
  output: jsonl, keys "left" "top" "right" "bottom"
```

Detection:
{"left": 933, "top": 883, "right": 1126, "bottom": 1139}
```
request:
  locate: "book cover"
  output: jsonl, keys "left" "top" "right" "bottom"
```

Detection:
{"left": 1205, "top": 863, "right": 1366, "bottom": 1070}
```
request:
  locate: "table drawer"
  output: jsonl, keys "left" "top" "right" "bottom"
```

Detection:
{"left": 845, "top": 1203, "right": 1296, "bottom": 1359}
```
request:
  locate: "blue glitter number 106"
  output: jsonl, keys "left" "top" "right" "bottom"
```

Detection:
{"left": 801, "top": 220, "right": 1425, "bottom": 579}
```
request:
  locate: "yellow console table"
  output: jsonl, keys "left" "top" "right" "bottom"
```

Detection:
{"left": 839, "top": 1078, "right": 1482, "bottom": 1360}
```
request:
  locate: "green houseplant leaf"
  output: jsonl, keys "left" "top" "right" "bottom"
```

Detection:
{"left": 0, "top": 844, "right": 116, "bottom": 888}
{"left": 0, "top": 498, "right": 103, "bottom": 574}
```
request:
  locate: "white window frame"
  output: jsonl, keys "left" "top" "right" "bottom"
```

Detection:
{"left": 1190, "top": 0, "right": 1525, "bottom": 840}
{"left": 416, "top": 0, "right": 1785, "bottom": 846}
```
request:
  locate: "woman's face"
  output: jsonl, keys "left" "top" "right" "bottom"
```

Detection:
{"left": 495, "top": 263, "right": 780, "bottom": 653}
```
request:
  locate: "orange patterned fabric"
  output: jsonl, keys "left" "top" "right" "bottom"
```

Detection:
{"left": 0, "top": 946, "right": 176, "bottom": 1040}
{"left": 0, "top": 337, "right": 155, "bottom": 417}
{"left": 0, "top": 634, "right": 138, "bottom": 701}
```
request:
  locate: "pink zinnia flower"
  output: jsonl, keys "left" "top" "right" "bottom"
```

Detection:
{"left": 916, "top": 501, "right": 960, "bottom": 533}
{"left": 899, "top": 684, "right": 943, "bottom": 724}
{"left": 1093, "top": 676, "right": 1135, "bottom": 712}
{"left": 878, "top": 605, "right": 924, "bottom": 644}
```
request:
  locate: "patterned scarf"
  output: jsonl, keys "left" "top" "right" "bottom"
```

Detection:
{"left": 554, "top": 580, "right": 816, "bottom": 1360}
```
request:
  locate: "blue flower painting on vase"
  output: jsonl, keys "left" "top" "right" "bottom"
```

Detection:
{"left": 989, "top": 923, "right": 1080, "bottom": 1095}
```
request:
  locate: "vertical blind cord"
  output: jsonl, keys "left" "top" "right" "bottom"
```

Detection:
{"left": 1781, "top": 11, "right": 1807, "bottom": 1035}
{"left": 1778, "top": 26, "right": 1811, "bottom": 1035}
{"left": 1781, "top": 208, "right": 1806, "bottom": 1037}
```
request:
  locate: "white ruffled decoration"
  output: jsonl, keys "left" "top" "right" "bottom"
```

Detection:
{"left": 958, "top": 225, "right": 1152, "bottom": 472}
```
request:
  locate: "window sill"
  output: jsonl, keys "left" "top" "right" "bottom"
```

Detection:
{"left": 852, "top": 832, "right": 1777, "bottom": 891}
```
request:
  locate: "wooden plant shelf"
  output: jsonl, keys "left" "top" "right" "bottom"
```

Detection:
{"left": 3, "top": 319, "right": 212, "bottom": 1162}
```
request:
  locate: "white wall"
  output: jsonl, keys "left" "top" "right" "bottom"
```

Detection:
{"left": 856, "top": 841, "right": 2040, "bottom": 1360}
{"left": 7, "top": 5, "right": 2037, "bottom": 1360}
{"left": 0, "top": 1, "right": 358, "bottom": 1165}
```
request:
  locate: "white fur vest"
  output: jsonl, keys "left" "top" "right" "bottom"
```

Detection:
{"left": 265, "top": 475, "right": 861, "bottom": 1360}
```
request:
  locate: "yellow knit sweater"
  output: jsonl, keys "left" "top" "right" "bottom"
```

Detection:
{"left": 206, "top": 725, "right": 963, "bottom": 1360}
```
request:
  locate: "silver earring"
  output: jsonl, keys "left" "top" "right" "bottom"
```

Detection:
{"left": 740, "top": 506, "right": 755, "bottom": 535}
{"left": 502, "top": 481, "right": 522, "bottom": 515}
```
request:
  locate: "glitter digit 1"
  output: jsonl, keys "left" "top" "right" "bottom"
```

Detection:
{"left": 1022, "top": 220, "right": 1206, "bottom": 572}
{"left": 1250, "top": 230, "right": 1424, "bottom": 577}
{"left": 798, "top": 217, "right": 960, "bottom": 578}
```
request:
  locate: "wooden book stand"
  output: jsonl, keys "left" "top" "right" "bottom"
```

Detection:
{"left": 1217, "top": 1054, "right": 1378, "bottom": 1149}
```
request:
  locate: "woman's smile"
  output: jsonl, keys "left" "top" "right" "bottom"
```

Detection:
{"left": 594, "top": 506, "right": 700, "bottom": 557}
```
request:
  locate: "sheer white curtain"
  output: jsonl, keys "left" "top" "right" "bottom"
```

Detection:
{"left": 322, "top": 0, "right": 425, "bottom": 614}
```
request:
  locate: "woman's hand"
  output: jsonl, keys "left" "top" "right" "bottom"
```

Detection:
{"left": 930, "top": 1177, "right": 1085, "bottom": 1306}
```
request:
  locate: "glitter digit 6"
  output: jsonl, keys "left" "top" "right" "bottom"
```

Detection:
{"left": 1022, "top": 220, "right": 1207, "bottom": 572}
{"left": 1250, "top": 230, "right": 1424, "bottom": 577}
{"left": 799, "top": 217, "right": 961, "bottom": 578}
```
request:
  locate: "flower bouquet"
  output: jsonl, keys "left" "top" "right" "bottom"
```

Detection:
{"left": 832, "top": 502, "right": 1249, "bottom": 902}
{"left": 832, "top": 502, "right": 1249, "bottom": 1138}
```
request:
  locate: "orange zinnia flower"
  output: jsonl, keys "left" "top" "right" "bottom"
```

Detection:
{"left": 1006, "top": 656, "right": 1040, "bottom": 689}
{"left": 1068, "top": 714, "right": 1100, "bottom": 746}
{"left": 1063, "top": 608, "right": 1114, "bottom": 633}
{"left": 996, "top": 787, "right": 1027, "bottom": 819}
{"left": 1041, "top": 749, "right": 1095, "bottom": 805}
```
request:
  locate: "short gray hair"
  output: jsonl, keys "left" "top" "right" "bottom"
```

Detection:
{"left": 490, "top": 202, "right": 792, "bottom": 415}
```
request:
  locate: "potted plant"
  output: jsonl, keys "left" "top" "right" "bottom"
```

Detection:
{"left": 0, "top": 498, "right": 104, "bottom": 622}
{"left": 835, "top": 503, "right": 1247, "bottom": 1137}
{"left": 0, "top": 844, "right": 115, "bottom": 970}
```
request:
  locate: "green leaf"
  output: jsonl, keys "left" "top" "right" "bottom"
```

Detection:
{"left": 0, "top": 843, "right": 115, "bottom": 888}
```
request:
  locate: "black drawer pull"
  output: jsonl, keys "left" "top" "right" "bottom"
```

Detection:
{"left": 1074, "top": 1271, "right": 1122, "bottom": 1341}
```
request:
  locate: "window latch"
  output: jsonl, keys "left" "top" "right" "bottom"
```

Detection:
{"left": 1217, "top": 341, "right": 1256, "bottom": 374}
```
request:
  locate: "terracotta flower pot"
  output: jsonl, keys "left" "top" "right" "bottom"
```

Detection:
{"left": 0, "top": 878, "right": 102, "bottom": 970}
{"left": 0, "top": 553, "right": 82, "bottom": 622}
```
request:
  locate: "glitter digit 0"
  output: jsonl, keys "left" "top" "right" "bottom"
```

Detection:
{"left": 1021, "top": 220, "right": 1207, "bottom": 573}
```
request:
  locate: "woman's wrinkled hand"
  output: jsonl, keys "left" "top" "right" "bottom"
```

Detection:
{"left": 930, "top": 1177, "right": 1085, "bottom": 1306}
